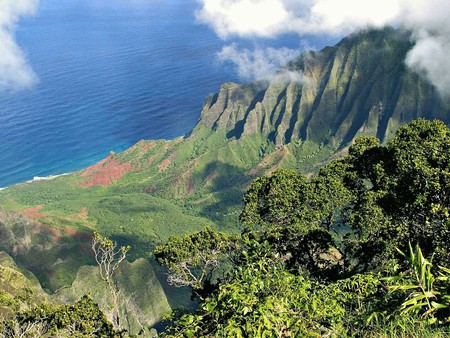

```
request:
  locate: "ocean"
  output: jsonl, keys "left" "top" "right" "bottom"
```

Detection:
{"left": 0, "top": 0, "right": 338, "bottom": 188}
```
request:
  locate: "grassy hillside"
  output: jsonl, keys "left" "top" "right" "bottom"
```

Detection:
{"left": 0, "top": 209, "right": 172, "bottom": 335}
{"left": 0, "top": 27, "right": 449, "bottom": 331}
{"left": 55, "top": 259, "right": 171, "bottom": 335}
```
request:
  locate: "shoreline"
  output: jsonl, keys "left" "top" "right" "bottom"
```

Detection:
{"left": 30, "top": 172, "right": 74, "bottom": 182}
{"left": 0, "top": 172, "right": 74, "bottom": 191}
{"left": 0, "top": 135, "right": 186, "bottom": 192}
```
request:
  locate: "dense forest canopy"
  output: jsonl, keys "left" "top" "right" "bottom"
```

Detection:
{"left": 1, "top": 118, "right": 449, "bottom": 337}
{"left": 157, "top": 118, "right": 450, "bottom": 337}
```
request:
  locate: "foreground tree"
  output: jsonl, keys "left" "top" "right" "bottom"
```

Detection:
{"left": 343, "top": 119, "right": 450, "bottom": 268}
{"left": 240, "top": 167, "right": 351, "bottom": 278}
{"left": 240, "top": 119, "right": 450, "bottom": 273}
{"left": 0, "top": 295, "right": 117, "bottom": 337}
{"left": 92, "top": 232, "right": 130, "bottom": 331}
{"left": 159, "top": 119, "right": 450, "bottom": 337}
{"left": 155, "top": 226, "right": 234, "bottom": 298}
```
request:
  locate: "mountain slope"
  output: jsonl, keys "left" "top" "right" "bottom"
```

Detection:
{"left": 2, "top": 26, "right": 449, "bottom": 249}
{"left": 56, "top": 259, "right": 171, "bottom": 335}
{"left": 70, "top": 27, "right": 448, "bottom": 220}
{"left": 195, "top": 27, "right": 448, "bottom": 145}
{"left": 0, "top": 26, "right": 449, "bottom": 327}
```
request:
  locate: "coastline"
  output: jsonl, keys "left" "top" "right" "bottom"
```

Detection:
{"left": 0, "top": 172, "right": 74, "bottom": 191}
{"left": 30, "top": 172, "right": 73, "bottom": 182}
{"left": 0, "top": 135, "right": 185, "bottom": 192}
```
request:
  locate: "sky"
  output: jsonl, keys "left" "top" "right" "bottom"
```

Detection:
{"left": 1, "top": 0, "right": 449, "bottom": 95}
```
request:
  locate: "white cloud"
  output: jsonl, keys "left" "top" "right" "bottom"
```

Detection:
{"left": 218, "top": 44, "right": 303, "bottom": 81}
{"left": 406, "top": 32, "right": 450, "bottom": 97}
{"left": 309, "top": 0, "right": 401, "bottom": 32}
{"left": 197, "top": 0, "right": 450, "bottom": 95}
{"left": 0, "top": 0, "right": 38, "bottom": 91}
{"left": 401, "top": 0, "right": 450, "bottom": 96}
{"left": 196, "top": 0, "right": 404, "bottom": 38}
{"left": 196, "top": 0, "right": 292, "bottom": 39}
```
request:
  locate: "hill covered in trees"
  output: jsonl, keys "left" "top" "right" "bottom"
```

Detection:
{"left": 0, "top": 27, "right": 449, "bottom": 336}
{"left": 157, "top": 118, "right": 450, "bottom": 337}
{"left": 2, "top": 118, "right": 448, "bottom": 337}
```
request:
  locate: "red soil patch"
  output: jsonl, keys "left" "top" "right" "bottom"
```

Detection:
{"left": 146, "top": 154, "right": 159, "bottom": 167}
{"left": 82, "top": 156, "right": 110, "bottom": 177}
{"left": 158, "top": 158, "right": 171, "bottom": 172}
{"left": 19, "top": 205, "right": 45, "bottom": 219}
{"left": 81, "top": 154, "right": 136, "bottom": 187}
{"left": 128, "top": 140, "right": 158, "bottom": 153}
{"left": 142, "top": 141, "right": 158, "bottom": 151}
{"left": 266, "top": 163, "right": 283, "bottom": 175}
{"left": 63, "top": 228, "right": 92, "bottom": 241}
{"left": 38, "top": 223, "right": 63, "bottom": 242}
{"left": 249, "top": 146, "right": 289, "bottom": 176}
{"left": 170, "top": 157, "right": 201, "bottom": 194}
{"left": 74, "top": 207, "right": 88, "bottom": 219}
{"left": 266, "top": 147, "right": 289, "bottom": 175}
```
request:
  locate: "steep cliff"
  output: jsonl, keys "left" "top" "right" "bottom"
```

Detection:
{"left": 103, "top": 27, "right": 449, "bottom": 209}
{"left": 0, "top": 27, "right": 449, "bottom": 328}
{"left": 194, "top": 27, "right": 448, "bottom": 146}
{"left": 4, "top": 27, "right": 449, "bottom": 228}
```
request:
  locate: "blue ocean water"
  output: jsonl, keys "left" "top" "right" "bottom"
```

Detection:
{"left": 0, "top": 0, "right": 338, "bottom": 188}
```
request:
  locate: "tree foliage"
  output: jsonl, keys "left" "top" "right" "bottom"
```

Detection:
{"left": 344, "top": 119, "right": 450, "bottom": 267}
{"left": 159, "top": 119, "right": 450, "bottom": 337}
{"left": 154, "top": 226, "right": 234, "bottom": 296}
{"left": 239, "top": 119, "right": 450, "bottom": 274}
{"left": 92, "top": 232, "right": 130, "bottom": 331}
{"left": 0, "top": 295, "right": 118, "bottom": 337}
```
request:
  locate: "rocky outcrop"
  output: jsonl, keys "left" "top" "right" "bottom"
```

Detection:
{"left": 72, "top": 27, "right": 450, "bottom": 205}
{"left": 194, "top": 27, "right": 449, "bottom": 148}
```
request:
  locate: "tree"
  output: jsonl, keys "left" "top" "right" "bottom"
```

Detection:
{"left": 386, "top": 119, "right": 450, "bottom": 261}
{"left": 162, "top": 257, "right": 356, "bottom": 337}
{"left": 154, "top": 226, "right": 232, "bottom": 297}
{"left": 240, "top": 168, "right": 350, "bottom": 277}
{"left": 91, "top": 232, "right": 130, "bottom": 331}
{"left": 159, "top": 118, "right": 450, "bottom": 337}
{"left": 239, "top": 119, "right": 450, "bottom": 274}
{"left": 240, "top": 169, "right": 311, "bottom": 235}
{"left": 0, "top": 295, "right": 117, "bottom": 337}
{"left": 344, "top": 119, "right": 450, "bottom": 267}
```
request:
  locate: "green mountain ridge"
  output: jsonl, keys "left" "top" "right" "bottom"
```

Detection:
{"left": 68, "top": 27, "right": 449, "bottom": 224}
{"left": 196, "top": 27, "right": 448, "bottom": 145}
{"left": 0, "top": 26, "right": 449, "bottom": 334}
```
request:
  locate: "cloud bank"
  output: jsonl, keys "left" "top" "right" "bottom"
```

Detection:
{"left": 197, "top": 0, "right": 450, "bottom": 95}
{"left": 0, "top": 0, "right": 39, "bottom": 91}
{"left": 218, "top": 44, "right": 304, "bottom": 82}
{"left": 196, "top": 0, "right": 401, "bottom": 38}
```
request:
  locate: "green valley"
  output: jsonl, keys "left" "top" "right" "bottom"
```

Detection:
{"left": 0, "top": 27, "right": 449, "bottom": 336}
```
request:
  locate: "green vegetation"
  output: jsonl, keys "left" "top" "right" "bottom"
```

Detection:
{"left": 0, "top": 27, "right": 449, "bottom": 336}
{"left": 1, "top": 293, "right": 119, "bottom": 337}
{"left": 0, "top": 233, "right": 170, "bottom": 337}
{"left": 159, "top": 119, "right": 450, "bottom": 337}
{"left": 55, "top": 259, "right": 171, "bottom": 336}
